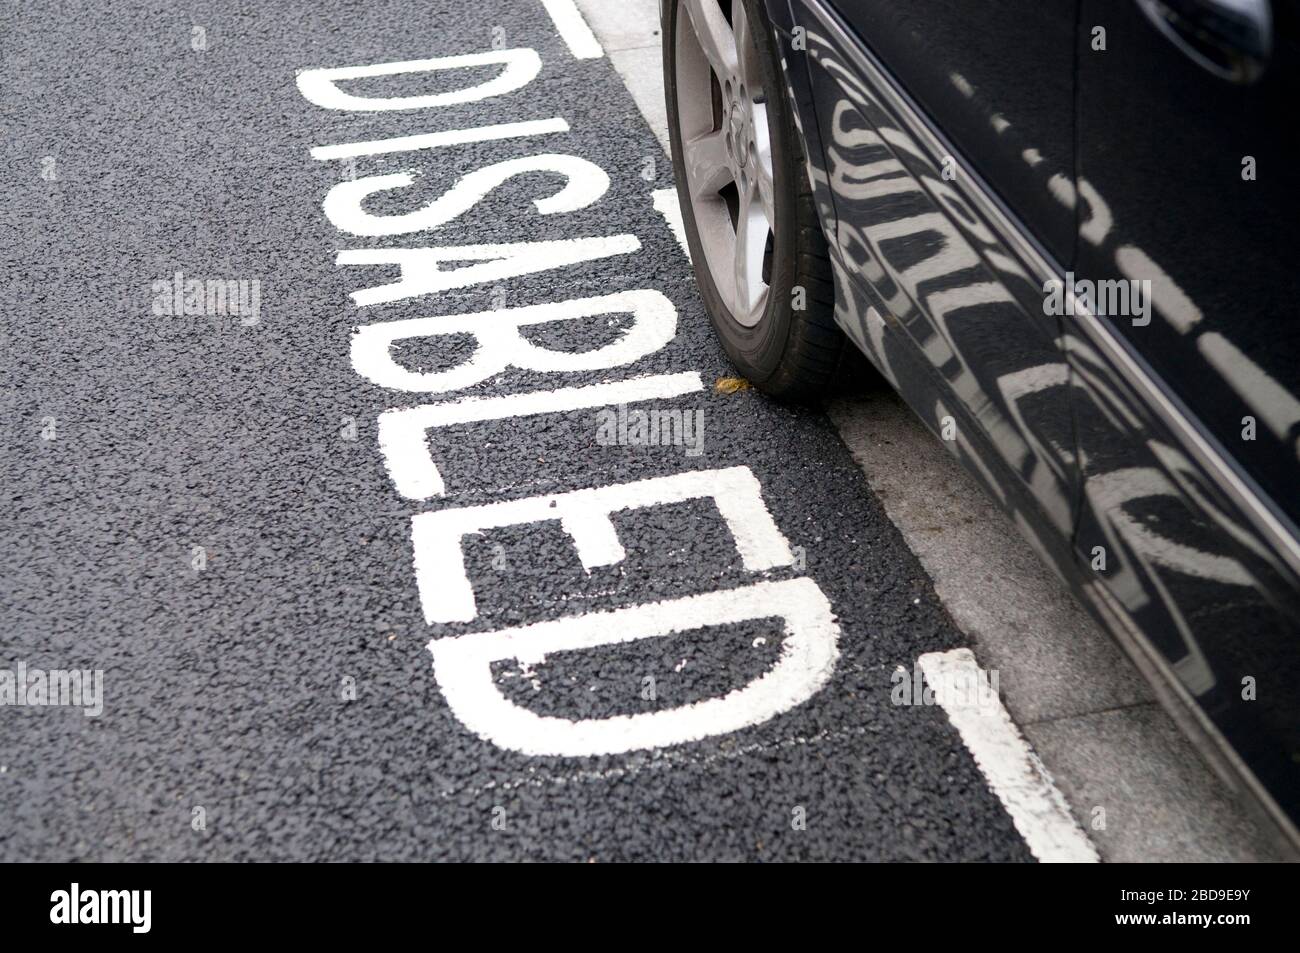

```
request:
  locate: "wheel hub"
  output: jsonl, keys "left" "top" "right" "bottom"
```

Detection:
{"left": 725, "top": 92, "right": 751, "bottom": 171}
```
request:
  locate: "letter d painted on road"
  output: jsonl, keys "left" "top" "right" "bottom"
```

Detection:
{"left": 296, "top": 49, "right": 541, "bottom": 111}
{"left": 427, "top": 578, "right": 840, "bottom": 757}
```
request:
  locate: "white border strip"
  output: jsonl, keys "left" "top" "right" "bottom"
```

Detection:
{"left": 652, "top": 188, "right": 691, "bottom": 262}
{"left": 540, "top": 0, "right": 605, "bottom": 59}
{"left": 918, "top": 649, "right": 1099, "bottom": 863}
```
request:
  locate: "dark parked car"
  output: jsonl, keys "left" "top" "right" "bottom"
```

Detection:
{"left": 663, "top": 0, "right": 1300, "bottom": 850}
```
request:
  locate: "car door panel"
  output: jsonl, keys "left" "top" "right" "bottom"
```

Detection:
{"left": 1068, "top": 315, "right": 1300, "bottom": 839}
{"left": 1065, "top": 0, "right": 1300, "bottom": 837}
{"left": 785, "top": 0, "right": 1080, "bottom": 577}
{"left": 1074, "top": 0, "right": 1300, "bottom": 530}
{"left": 819, "top": 0, "right": 1078, "bottom": 266}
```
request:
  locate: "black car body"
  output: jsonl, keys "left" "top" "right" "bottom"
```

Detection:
{"left": 665, "top": 0, "right": 1300, "bottom": 849}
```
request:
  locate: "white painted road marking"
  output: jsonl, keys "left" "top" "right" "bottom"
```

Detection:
{"left": 324, "top": 154, "right": 611, "bottom": 237}
{"left": 540, "top": 0, "right": 605, "bottom": 60}
{"left": 412, "top": 466, "right": 796, "bottom": 623}
{"left": 339, "top": 236, "right": 641, "bottom": 307}
{"left": 918, "top": 649, "right": 1100, "bottom": 863}
{"left": 298, "top": 17, "right": 844, "bottom": 763}
{"left": 311, "top": 118, "right": 570, "bottom": 161}
{"left": 652, "top": 187, "right": 692, "bottom": 261}
{"left": 376, "top": 372, "right": 704, "bottom": 500}
{"left": 351, "top": 290, "right": 679, "bottom": 395}
{"left": 296, "top": 49, "right": 543, "bottom": 110}
{"left": 429, "top": 578, "right": 840, "bottom": 756}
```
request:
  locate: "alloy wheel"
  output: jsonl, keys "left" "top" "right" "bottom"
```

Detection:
{"left": 675, "top": 0, "right": 777, "bottom": 328}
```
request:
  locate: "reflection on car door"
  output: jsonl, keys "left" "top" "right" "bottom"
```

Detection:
{"left": 1067, "top": 0, "right": 1300, "bottom": 833}
{"left": 788, "top": 0, "right": 1081, "bottom": 579}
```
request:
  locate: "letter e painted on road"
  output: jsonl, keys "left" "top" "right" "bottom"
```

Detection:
{"left": 412, "top": 466, "right": 795, "bottom": 623}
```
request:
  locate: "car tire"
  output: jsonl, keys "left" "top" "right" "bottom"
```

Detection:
{"left": 664, "top": 0, "right": 856, "bottom": 401}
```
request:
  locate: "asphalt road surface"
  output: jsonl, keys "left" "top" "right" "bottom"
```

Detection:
{"left": 0, "top": 0, "right": 1101, "bottom": 861}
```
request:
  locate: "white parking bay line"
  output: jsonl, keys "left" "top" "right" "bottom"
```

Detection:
{"left": 918, "top": 649, "right": 1100, "bottom": 863}
{"left": 652, "top": 188, "right": 691, "bottom": 262}
{"left": 540, "top": 0, "right": 605, "bottom": 60}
